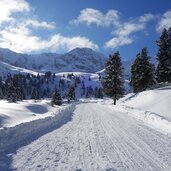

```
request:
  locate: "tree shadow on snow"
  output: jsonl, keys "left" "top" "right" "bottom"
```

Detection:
{"left": 0, "top": 104, "right": 76, "bottom": 171}
{"left": 26, "top": 104, "right": 48, "bottom": 114}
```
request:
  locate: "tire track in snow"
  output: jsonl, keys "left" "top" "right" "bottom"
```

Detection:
{"left": 11, "top": 102, "right": 171, "bottom": 171}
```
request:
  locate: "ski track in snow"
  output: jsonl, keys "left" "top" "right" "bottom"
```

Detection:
{"left": 10, "top": 102, "right": 171, "bottom": 171}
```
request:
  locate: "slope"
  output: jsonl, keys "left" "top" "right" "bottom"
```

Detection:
{"left": 0, "top": 61, "right": 39, "bottom": 76}
{"left": 120, "top": 85, "right": 171, "bottom": 120}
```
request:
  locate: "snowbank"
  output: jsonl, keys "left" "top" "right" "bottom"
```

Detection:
{"left": 117, "top": 86, "right": 171, "bottom": 134}
{"left": 0, "top": 103, "right": 76, "bottom": 155}
{"left": 121, "top": 86, "right": 171, "bottom": 120}
{"left": 0, "top": 100, "right": 58, "bottom": 128}
{"left": 116, "top": 104, "right": 171, "bottom": 135}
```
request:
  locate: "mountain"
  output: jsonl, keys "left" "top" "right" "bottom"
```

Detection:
{"left": 0, "top": 48, "right": 106, "bottom": 73}
{"left": 0, "top": 61, "right": 40, "bottom": 76}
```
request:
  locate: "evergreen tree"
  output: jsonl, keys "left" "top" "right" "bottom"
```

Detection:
{"left": 5, "top": 75, "right": 25, "bottom": 102}
{"left": 156, "top": 28, "right": 171, "bottom": 82}
{"left": 102, "top": 51, "right": 124, "bottom": 105}
{"left": 6, "top": 81, "right": 17, "bottom": 102}
{"left": 51, "top": 89, "right": 62, "bottom": 106}
{"left": 67, "top": 86, "right": 76, "bottom": 101}
{"left": 97, "top": 88, "right": 103, "bottom": 99}
{"left": 130, "top": 48, "right": 155, "bottom": 92}
{"left": 0, "top": 78, "right": 4, "bottom": 99}
{"left": 31, "top": 87, "right": 40, "bottom": 100}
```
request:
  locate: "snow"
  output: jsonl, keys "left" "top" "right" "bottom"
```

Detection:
{"left": 116, "top": 85, "right": 171, "bottom": 134}
{"left": 0, "top": 100, "right": 69, "bottom": 128}
{"left": 0, "top": 46, "right": 170, "bottom": 170}
{"left": 0, "top": 47, "right": 106, "bottom": 73}
{"left": 0, "top": 89, "right": 171, "bottom": 170}
{"left": 1, "top": 102, "right": 170, "bottom": 171}
{"left": 120, "top": 86, "right": 171, "bottom": 120}
{"left": 0, "top": 61, "right": 40, "bottom": 76}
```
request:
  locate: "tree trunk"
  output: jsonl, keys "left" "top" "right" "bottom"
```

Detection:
{"left": 113, "top": 95, "right": 116, "bottom": 105}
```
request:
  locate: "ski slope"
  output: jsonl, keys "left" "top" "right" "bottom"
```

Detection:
{"left": 9, "top": 102, "right": 171, "bottom": 171}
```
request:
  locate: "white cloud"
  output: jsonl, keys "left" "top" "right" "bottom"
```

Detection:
{"left": 71, "top": 8, "right": 120, "bottom": 27}
{"left": 139, "top": 13, "right": 157, "bottom": 23}
{"left": 157, "top": 10, "right": 171, "bottom": 32}
{"left": 104, "top": 36, "right": 133, "bottom": 49}
{"left": 24, "top": 20, "right": 56, "bottom": 29}
{"left": 0, "top": 0, "right": 99, "bottom": 53}
{"left": 0, "top": 24, "right": 99, "bottom": 53}
{"left": 112, "top": 22, "right": 145, "bottom": 37}
{"left": 71, "top": 8, "right": 157, "bottom": 49}
{"left": 105, "top": 13, "right": 156, "bottom": 49}
{"left": 0, "top": 0, "right": 30, "bottom": 24}
{"left": 48, "top": 35, "right": 99, "bottom": 52}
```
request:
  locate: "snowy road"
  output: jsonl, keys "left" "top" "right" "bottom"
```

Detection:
{"left": 11, "top": 102, "right": 171, "bottom": 171}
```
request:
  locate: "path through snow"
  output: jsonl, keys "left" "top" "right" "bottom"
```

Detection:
{"left": 10, "top": 103, "right": 171, "bottom": 171}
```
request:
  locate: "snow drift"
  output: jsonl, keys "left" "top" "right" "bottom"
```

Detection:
{"left": 118, "top": 85, "right": 171, "bottom": 134}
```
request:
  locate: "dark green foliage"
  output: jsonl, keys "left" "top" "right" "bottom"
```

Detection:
{"left": 97, "top": 88, "right": 103, "bottom": 99}
{"left": 45, "top": 71, "right": 52, "bottom": 80}
{"left": 130, "top": 48, "right": 155, "bottom": 93}
{"left": 102, "top": 51, "right": 124, "bottom": 105}
{"left": 6, "top": 74, "right": 26, "bottom": 102}
{"left": 51, "top": 89, "right": 62, "bottom": 106}
{"left": 156, "top": 28, "right": 171, "bottom": 82}
{"left": 31, "top": 87, "right": 40, "bottom": 100}
{"left": 67, "top": 86, "right": 76, "bottom": 101}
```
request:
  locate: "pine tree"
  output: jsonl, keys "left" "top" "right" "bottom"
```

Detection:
{"left": 51, "top": 89, "right": 62, "bottom": 106}
{"left": 67, "top": 86, "right": 76, "bottom": 101}
{"left": 31, "top": 87, "right": 40, "bottom": 100}
{"left": 102, "top": 51, "right": 124, "bottom": 105}
{"left": 130, "top": 48, "right": 155, "bottom": 93}
{"left": 97, "top": 88, "right": 103, "bottom": 99}
{"left": 156, "top": 28, "right": 171, "bottom": 82}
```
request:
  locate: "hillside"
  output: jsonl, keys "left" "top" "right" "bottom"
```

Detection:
{"left": 0, "top": 61, "right": 40, "bottom": 76}
{"left": 120, "top": 85, "right": 171, "bottom": 120}
{"left": 116, "top": 85, "right": 171, "bottom": 134}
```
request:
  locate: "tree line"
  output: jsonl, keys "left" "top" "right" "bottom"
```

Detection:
{"left": 103, "top": 27, "right": 171, "bottom": 104}
{"left": 0, "top": 71, "right": 103, "bottom": 105}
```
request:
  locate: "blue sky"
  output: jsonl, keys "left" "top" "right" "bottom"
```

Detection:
{"left": 0, "top": 0, "right": 171, "bottom": 60}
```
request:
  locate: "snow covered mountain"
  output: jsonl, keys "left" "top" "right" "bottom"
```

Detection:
{"left": 0, "top": 47, "right": 106, "bottom": 73}
{"left": 0, "top": 61, "right": 40, "bottom": 76}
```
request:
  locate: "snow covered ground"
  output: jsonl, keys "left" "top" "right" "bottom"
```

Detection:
{"left": 0, "top": 100, "right": 70, "bottom": 128}
{"left": 0, "top": 61, "right": 40, "bottom": 76}
{"left": 0, "top": 85, "right": 171, "bottom": 170}
{"left": 115, "top": 85, "right": 171, "bottom": 134}
{"left": 5, "top": 102, "right": 171, "bottom": 171}
{"left": 120, "top": 85, "right": 171, "bottom": 120}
